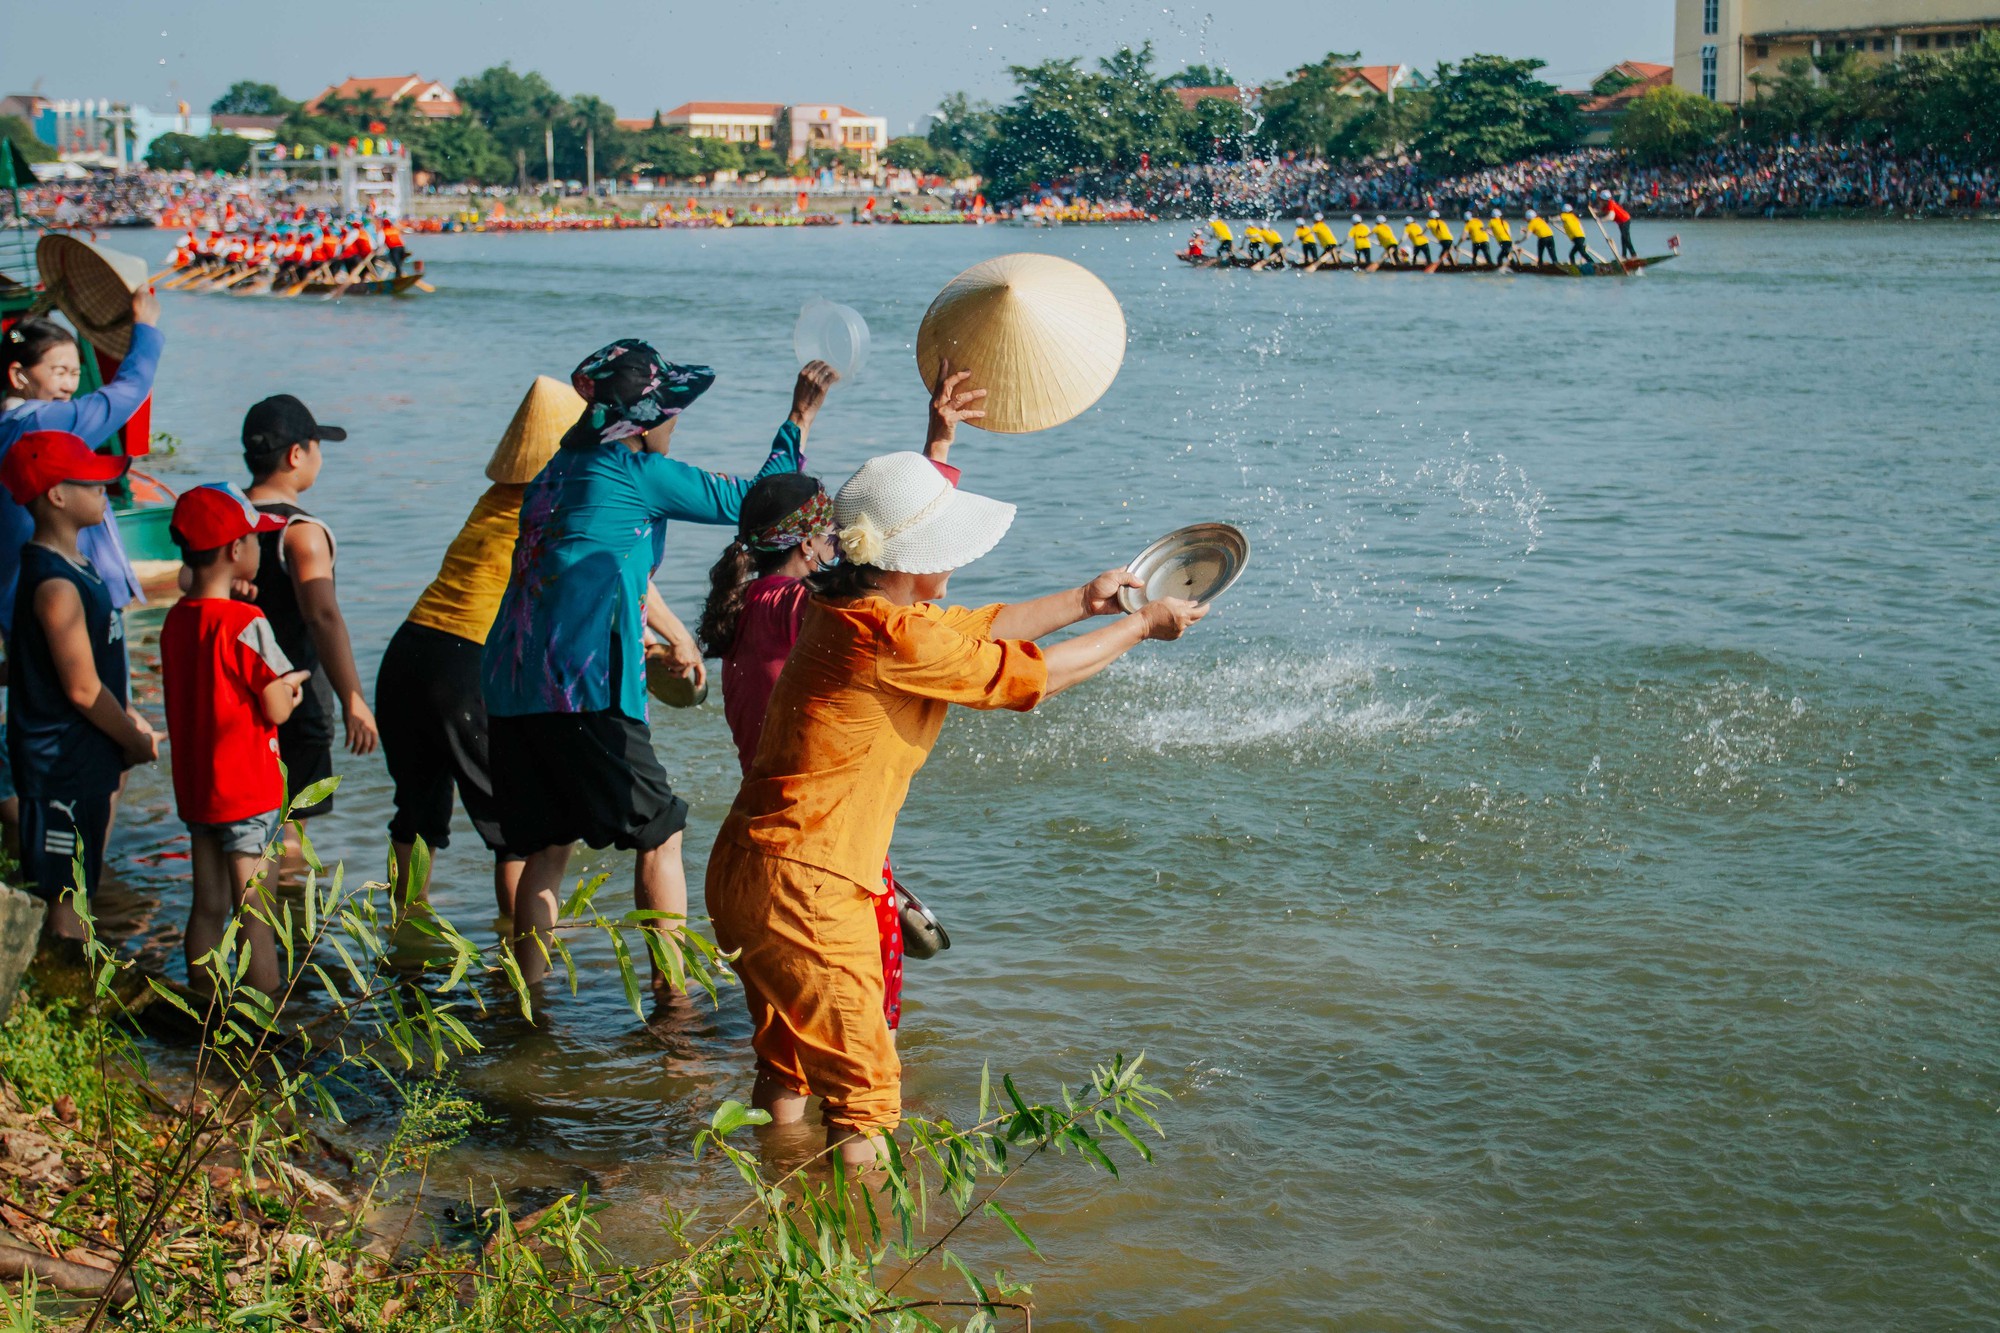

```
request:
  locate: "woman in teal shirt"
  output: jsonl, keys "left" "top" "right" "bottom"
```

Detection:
{"left": 483, "top": 338, "right": 832, "bottom": 996}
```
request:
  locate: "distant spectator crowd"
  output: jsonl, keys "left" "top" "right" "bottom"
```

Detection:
{"left": 1069, "top": 144, "right": 2000, "bottom": 219}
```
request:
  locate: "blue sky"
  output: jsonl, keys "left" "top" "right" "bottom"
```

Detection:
{"left": 2, "top": 0, "right": 1671, "bottom": 133}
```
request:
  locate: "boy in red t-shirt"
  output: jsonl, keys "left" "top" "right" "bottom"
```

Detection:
{"left": 161, "top": 484, "right": 309, "bottom": 996}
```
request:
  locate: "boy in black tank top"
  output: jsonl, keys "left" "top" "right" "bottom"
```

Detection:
{"left": 241, "top": 396, "right": 377, "bottom": 827}
{"left": 0, "top": 431, "right": 159, "bottom": 939}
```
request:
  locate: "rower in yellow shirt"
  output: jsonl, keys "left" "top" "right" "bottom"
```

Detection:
{"left": 1487, "top": 209, "right": 1515, "bottom": 267}
{"left": 1293, "top": 217, "right": 1317, "bottom": 265}
{"left": 1403, "top": 216, "right": 1432, "bottom": 265}
{"left": 1207, "top": 217, "right": 1236, "bottom": 261}
{"left": 1426, "top": 210, "right": 1457, "bottom": 267}
{"left": 1463, "top": 211, "right": 1493, "bottom": 267}
{"left": 1557, "top": 200, "right": 1590, "bottom": 263}
{"left": 1310, "top": 213, "right": 1338, "bottom": 261}
{"left": 1346, "top": 214, "right": 1374, "bottom": 266}
{"left": 1371, "top": 215, "right": 1400, "bottom": 266}
{"left": 1525, "top": 208, "right": 1557, "bottom": 266}
{"left": 1260, "top": 222, "right": 1286, "bottom": 265}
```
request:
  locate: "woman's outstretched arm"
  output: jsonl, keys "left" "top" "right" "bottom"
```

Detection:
{"left": 1039, "top": 597, "right": 1207, "bottom": 697}
{"left": 989, "top": 568, "right": 1143, "bottom": 641}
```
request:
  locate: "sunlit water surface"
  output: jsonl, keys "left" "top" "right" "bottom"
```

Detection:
{"left": 96, "top": 219, "right": 1999, "bottom": 1329}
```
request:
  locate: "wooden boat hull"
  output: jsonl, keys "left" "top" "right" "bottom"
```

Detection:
{"left": 1178, "top": 252, "right": 1676, "bottom": 277}
{"left": 299, "top": 272, "right": 426, "bottom": 297}
{"left": 168, "top": 260, "right": 428, "bottom": 297}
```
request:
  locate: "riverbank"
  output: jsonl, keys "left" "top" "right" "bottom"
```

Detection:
{"left": 0, "top": 857, "right": 1164, "bottom": 1328}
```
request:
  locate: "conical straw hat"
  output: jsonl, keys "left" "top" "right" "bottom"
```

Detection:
{"left": 915, "top": 253, "right": 1125, "bottom": 434}
{"left": 486, "top": 375, "right": 586, "bottom": 483}
{"left": 34, "top": 233, "right": 149, "bottom": 360}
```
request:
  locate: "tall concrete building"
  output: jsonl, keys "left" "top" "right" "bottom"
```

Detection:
{"left": 1675, "top": 0, "right": 2000, "bottom": 103}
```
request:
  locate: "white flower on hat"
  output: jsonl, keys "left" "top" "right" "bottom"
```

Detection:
{"left": 839, "top": 512, "right": 886, "bottom": 566}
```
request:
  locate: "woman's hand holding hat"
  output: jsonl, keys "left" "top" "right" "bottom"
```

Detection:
{"left": 131, "top": 284, "right": 160, "bottom": 327}
{"left": 924, "top": 360, "right": 987, "bottom": 462}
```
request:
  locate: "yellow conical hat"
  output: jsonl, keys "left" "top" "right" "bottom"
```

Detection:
{"left": 914, "top": 253, "right": 1125, "bottom": 434}
{"left": 487, "top": 375, "right": 585, "bottom": 483}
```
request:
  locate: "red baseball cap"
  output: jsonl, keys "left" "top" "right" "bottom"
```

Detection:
{"left": 169, "top": 482, "right": 286, "bottom": 550}
{"left": 0, "top": 430, "right": 131, "bottom": 504}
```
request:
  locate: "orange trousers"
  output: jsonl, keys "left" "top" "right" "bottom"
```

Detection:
{"left": 705, "top": 840, "right": 901, "bottom": 1134}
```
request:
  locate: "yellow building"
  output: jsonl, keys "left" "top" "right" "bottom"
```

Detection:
{"left": 1675, "top": 0, "right": 2000, "bottom": 103}
{"left": 658, "top": 101, "right": 889, "bottom": 169}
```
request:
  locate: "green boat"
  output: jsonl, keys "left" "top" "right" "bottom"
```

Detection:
{"left": 3, "top": 140, "right": 181, "bottom": 571}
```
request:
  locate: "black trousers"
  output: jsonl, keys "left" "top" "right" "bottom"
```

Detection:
{"left": 376, "top": 621, "right": 509, "bottom": 854}
{"left": 1536, "top": 237, "right": 1557, "bottom": 264}
{"left": 1618, "top": 221, "right": 1636, "bottom": 258}
{"left": 1569, "top": 237, "right": 1589, "bottom": 262}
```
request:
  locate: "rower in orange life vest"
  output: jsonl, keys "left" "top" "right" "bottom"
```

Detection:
{"left": 381, "top": 219, "right": 409, "bottom": 276}
{"left": 338, "top": 221, "right": 374, "bottom": 279}
{"left": 1593, "top": 189, "right": 1635, "bottom": 259}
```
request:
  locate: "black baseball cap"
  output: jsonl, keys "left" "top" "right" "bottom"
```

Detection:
{"left": 242, "top": 394, "right": 346, "bottom": 461}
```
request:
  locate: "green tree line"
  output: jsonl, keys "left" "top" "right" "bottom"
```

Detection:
{"left": 147, "top": 68, "right": 847, "bottom": 184}
{"left": 1617, "top": 33, "right": 2000, "bottom": 163}
{"left": 142, "top": 34, "right": 2000, "bottom": 189}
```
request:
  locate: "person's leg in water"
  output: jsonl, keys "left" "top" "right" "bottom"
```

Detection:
{"left": 392, "top": 841, "right": 524, "bottom": 918}
{"left": 509, "top": 843, "right": 575, "bottom": 985}
{"left": 635, "top": 831, "right": 688, "bottom": 999}
{"left": 187, "top": 828, "right": 280, "bottom": 997}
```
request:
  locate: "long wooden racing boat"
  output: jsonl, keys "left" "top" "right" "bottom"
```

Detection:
{"left": 165, "top": 257, "right": 429, "bottom": 298}
{"left": 1178, "top": 251, "right": 1677, "bottom": 277}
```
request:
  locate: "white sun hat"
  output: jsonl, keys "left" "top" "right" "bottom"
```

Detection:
{"left": 833, "top": 452, "right": 1015, "bottom": 574}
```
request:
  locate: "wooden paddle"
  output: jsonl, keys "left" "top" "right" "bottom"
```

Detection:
{"left": 281, "top": 263, "right": 330, "bottom": 298}
{"left": 1592, "top": 213, "right": 1629, "bottom": 273}
{"left": 413, "top": 280, "right": 436, "bottom": 293}
{"left": 181, "top": 264, "right": 244, "bottom": 292}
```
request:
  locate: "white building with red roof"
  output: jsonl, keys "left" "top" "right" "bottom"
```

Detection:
{"left": 305, "top": 75, "right": 461, "bottom": 119}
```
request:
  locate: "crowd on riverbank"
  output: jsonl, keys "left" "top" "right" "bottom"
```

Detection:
{"left": 1079, "top": 144, "right": 2000, "bottom": 219}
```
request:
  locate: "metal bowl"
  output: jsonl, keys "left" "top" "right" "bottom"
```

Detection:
{"left": 1116, "top": 522, "right": 1250, "bottom": 613}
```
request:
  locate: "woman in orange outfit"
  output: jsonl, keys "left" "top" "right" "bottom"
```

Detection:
{"left": 705, "top": 450, "right": 1208, "bottom": 1165}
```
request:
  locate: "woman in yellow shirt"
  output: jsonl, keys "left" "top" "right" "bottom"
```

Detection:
{"left": 1463, "top": 211, "right": 1493, "bottom": 267}
{"left": 375, "top": 368, "right": 825, "bottom": 912}
{"left": 1526, "top": 209, "right": 1558, "bottom": 266}
{"left": 1371, "top": 216, "right": 1400, "bottom": 266}
{"left": 706, "top": 451, "right": 1207, "bottom": 1166}
{"left": 1426, "top": 210, "right": 1457, "bottom": 267}
{"left": 1488, "top": 210, "right": 1514, "bottom": 267}
{"left": 1346, "top": 215, "right": 1374, "bottom": 265}
{"left": 1404, "top": 216, "right": 1432, "bottom": 265}
{"left": 1558, "top": 201, "right": 1590, "bottom": 263}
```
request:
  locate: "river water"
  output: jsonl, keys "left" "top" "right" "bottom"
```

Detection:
{"left": 99, "top": 218, "right": 1997, "bottom": 1329}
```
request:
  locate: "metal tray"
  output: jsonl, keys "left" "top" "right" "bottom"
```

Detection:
{"left": 1117, "top": 522, "right": 1250, "bottom": 612}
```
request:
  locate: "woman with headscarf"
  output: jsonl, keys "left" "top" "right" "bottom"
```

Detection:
{"left": 705, "top": 450, "right": 1208, "bottom": 1166}
{"left": 697, "top": 369, "right": 983, "bottom": 1037}
{"left": 482, "top": 339, "right": 835, "bottom": 995}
